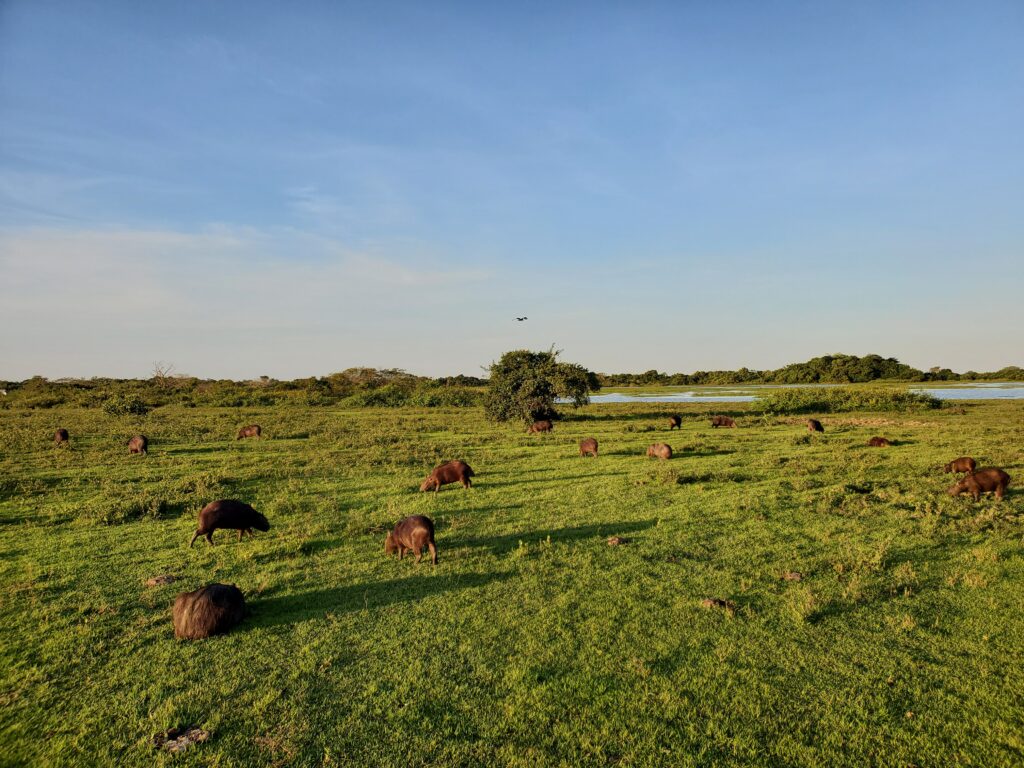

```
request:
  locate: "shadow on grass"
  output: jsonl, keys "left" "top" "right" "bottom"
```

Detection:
{"left": 561, "top": 408, "right": 755, "bottom": 423}
{"left": 483, "top": 471, "right": 627, "bottom": 489}
{"left": 448, "top": 519, "right": 657, "bottom": 554}
{"left": 249, "top": 571, "right": 511, "bottom": 627}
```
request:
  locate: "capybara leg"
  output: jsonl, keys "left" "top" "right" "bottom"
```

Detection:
{"left": 398, "top": 547, "right": 404, "bottom": 560}
{"left": 206, "top": 532, "right": 215, "bottom": 545}
{"left": 246, "top": 528, "right": 254, "bottom": 537}
{"left": 415, "top": 548, "right": 423, "bottom": 564}
{"left": 996, "top": 486, "right": 1005, "bottom": 500}
{"left": 462, "top": 478, "right": 471, "bottom": 488}
{"left": 189, "top": 530, "right": 201, "bottom": 548}
{"left": 428, "top": 541, "right": 437, "bottom": 565}
{"left": 238, "top": 529, "right": 244, "bottom": 542}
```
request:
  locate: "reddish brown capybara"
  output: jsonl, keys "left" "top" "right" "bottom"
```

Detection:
{"left": 236, "top": 424, "right": 262, "bottom": 440}
{"left": 189, "top": 499, "right": 270, "bottom": 547}
{"left": 944, "top": 456, "right": 977, "bottom": 474}
{"left": 172, "top": 583, "right": 246, "bottom": 640}
{"left": 385, "top": 515, "right": 437, "bottom": 564}
{"left": 947, "top": 468, "right": 1011, "bottom": 501}
{"left": 527, "top": 420, "right": 553, "bottom": 434}
{"left": 867, "top": 436, "right": 892, "bottom": 447}
{"left": 420, "top": 460, "right": 475, "bottom": 492}
{"left": 54, "top": 428, "right": 69, "bottom": 446}
{"left": 711, "top": 416, "right": 737, "bottom": 428}
{"left": 647, "top": 443, "right": 673, "bottom": 460}
{"left": 127, "top": 434, "right": 148, "bottom": 455}
{"left": 668, "top": 415, "right": 682, "bottom": 430}
{"left": 807, "top": 419, "right": 824, "bottom": 433}
{"left": 579, "top": 438, "right": 599, "bottom": 457}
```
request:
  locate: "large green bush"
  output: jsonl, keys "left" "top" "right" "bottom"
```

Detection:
{"left": 759, "top": 387, "right": 941, "bottom": 414}
{"left": 484, "top": 349, "right": 599, "bottom": 423}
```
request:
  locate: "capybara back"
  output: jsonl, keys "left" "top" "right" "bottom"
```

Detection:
{"left": 172, "top": 583, "right": 246, "bottom": 640}
{"left": 647, "top": 443, "right": 672, "bottom": 459}
{"left": 420, "top": 460, "right": 474, "bottom": 491}
{"left": 944, "top": 457, "right": 976, "bottom": 474}
{"left": 190, "top": 499, "right": 270, "bottom": 546}
{"left": 668, "top": 415, "right": 682, "bottom": 430}
{"left": 54, "top": 428, "right": 69, "bottom": 446}
{"left": 867, "top": 436, "right": 891, "bottom": 447}
{"left": 807, "top": 419, "right": 824, "bottom": 433}
{"left": 711, "top": 416, "right": 736, "bottom": 428}
{"left": 236, "top": 424, "right": 262, "bottom": 440}
{"left": 579, "top": 438, "right": 599, "bottom": 457}
{"left": 528, "top": 420, "right": 553, "bottom": 434}
{"left": 947, "top": 468, "right": 1011, "bottom": 501}
{"left": 385, "top": 515, "right": 437, "bottom": 564}
{"left": 128, "top": 434, "right": 148, "bottom": 454}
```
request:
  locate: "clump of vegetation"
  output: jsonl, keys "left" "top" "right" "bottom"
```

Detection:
{"left": 81, "top": 491, "right": 167, "bottom": 525}
{"left": 760, "top": 387, "right": 941, "bottom": 414}
{"left": 484, "top": 348, "right": 599, "bottom": 423}
{"left": 101, "top": 393, "right": 151, "bottom": 416}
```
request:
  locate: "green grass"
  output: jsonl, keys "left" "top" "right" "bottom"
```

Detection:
{"left": 2, "top": 399, "right": 1023, "bottom": 766}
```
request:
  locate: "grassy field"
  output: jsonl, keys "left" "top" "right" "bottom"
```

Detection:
{"left": 1, "top": 398, "right": 1023, "bottom": 766}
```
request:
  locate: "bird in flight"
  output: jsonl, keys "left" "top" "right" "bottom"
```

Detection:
{"left": 515, "top": 316, "right": 528, "bottom": 321}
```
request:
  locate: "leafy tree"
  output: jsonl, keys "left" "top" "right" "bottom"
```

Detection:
{"left": 484, "top": 349, "right": 598, "bottom": 423}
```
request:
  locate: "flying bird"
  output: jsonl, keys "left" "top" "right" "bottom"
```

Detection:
{"left": 515, "top": 317, "right": 528, "bottom": 321}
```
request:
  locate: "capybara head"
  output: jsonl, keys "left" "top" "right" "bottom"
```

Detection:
{"left": 947, "top": 479, "right": 968, "bottom": 496}
{"left": 384, "top": 531, "right": 398, "bottom": 554}
{"left": 250, "top": 511, "right": 271, "bottom": 532}
{"left": 419, "top": 476, "right": 435, "bottom": 492}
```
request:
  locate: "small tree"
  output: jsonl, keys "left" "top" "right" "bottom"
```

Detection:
{"left": 484, "top": 349, "right": 599, "bottom": 423}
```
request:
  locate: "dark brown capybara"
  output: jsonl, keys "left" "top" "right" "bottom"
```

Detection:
{"left": 867, "top": 436, "right": 892, "bottom": 447}
{"left": 947, "top": 468, "right": 1011, "bottom": 501}
{"left": 385, "top": 515, "right": 437, "bottom": 564}
{"left": 944, "top": 456, "right": 977, "bottom": 474}
{"left": 668, "top": 415, "right": 682, "bottom": 430}
{"left": 807, "top": 419, "right": 824, "bottom": 433}
{"left": 54, "top": 428, "right": 69, "bottom": 446}
{"left": 579, "top": 438, "right": 599, "bottom": 457}
{"left": 236, "top": 424, "right": 262, "bottom": 440}
{"left": 127, "top": 434, "right": 148, "bottom": 455}
{"left": 420, "top": 460, "right": 474, "bottom": 492}
{"left": 711, "top": 416, "right": 737, "bottom": 428}
{"left": 527, "top": 420, "right": 553, "bottom": 434}
{"left": 189, "top": 499, "right": 270, "bottom": 547}
{"left": 172, "top": 583, "right": 245, "bottom": 640}
{"left": 647, "top": 443, "right": 673, "bottom": 460}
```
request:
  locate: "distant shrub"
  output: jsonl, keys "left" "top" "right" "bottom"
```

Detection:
{"left": 411, "top": 386, "right": 484, "bottom": 407}
{"left": 760, "top": 387, "right": 941, "bottom": 414}
{"left": 101, "top": 393, "right": 151, "bottom": 416}
{"left": 343, "top": 384, "right": 413, "bottom": 408}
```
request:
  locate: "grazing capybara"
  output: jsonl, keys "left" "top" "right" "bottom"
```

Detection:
{"left": 172, "top": 583, "right": 245, "bottom": 640}
{"left": 527, "top": 420, "right": 553, "bottom": 434}
{"left": 420, "top": 460, "right": 474, "bottom": 492}
{"left": 385, "top": 515, "right": 437, "bottom": 564}
{"left": 944, "top": 456, "right": 977, "bottom": 474}
{"left": 867, "top": 436, "right": 892, "bottom": 447}
{"left": 189, "top": 499, "right": 270, "bottom": 546}
{"left": 647, "top": 443, "right": 673, "bottom": 460}
{"left": 579, "top": 438, "right": 599, "bottom": 457}
{"left": 711, "top": 416, "right": 737, "bottom": 428}
{"left": 668, "top": 415, "right": 682, "bottom": 430}
{"left": 807, "top": 419, "right": 824, "bottom": 433}
{"left": 236, "top": 424, "right": 262, "bottom": 440}
{"left": 947, "top": 468, "right": 1011, "bottom": 501}
{"left": 127, "top": 434, "right": 148, "bottom": 455}
{"left": 54, "top": 428, "right": 69, "bottom": 446}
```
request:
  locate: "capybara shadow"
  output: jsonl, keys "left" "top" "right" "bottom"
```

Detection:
{"left": 668, "top": 415, "right": 682, "bottom": 430}
{"left": 579, "top": 438, "right": 599, "bottom": 457}
{"left": 127, "top": 434, "right": 148, "bottom": 454}
{"left": 710, "top": 416, "right": 737, "bottom": 428}
{"left": 646, "top": 443, "right": 673, "bottom": 460}
{"left": 807, "top": 419, "right": 824, "bottom": 433}
{"left": 385, "top": 515, "right": 437, "bottom": 564}
{"left": 189, "top": 499, "right": 270, "bottom": 546}
{"left": 944, "top": 457, "right": 977, "bottom": 474}
{"left": 527, "top": 420, "right": 553, "bottom": 434}
{"left": 54, "top": 428, "right": 69, "bottom": 446}
{"left": 420, "top": 460, "right": 474, "bottom": 491}
{"left": 236, "top": 424, "right": 262, "bottom": 440}
{"left": 947, "top": 468, "right": 1011, "bottom": 501}
{"left": 172, "top": 583, "right": 245, "bottom": 640}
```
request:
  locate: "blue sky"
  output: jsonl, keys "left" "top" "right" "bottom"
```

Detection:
{"left": 1, "top": 1, "right": 1021, "bottom": 379}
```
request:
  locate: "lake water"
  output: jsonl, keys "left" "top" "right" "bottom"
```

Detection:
{"left": 577, "top": 383, "right": 1024, "bottom": 404}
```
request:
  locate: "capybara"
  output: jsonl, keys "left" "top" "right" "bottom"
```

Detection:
{"left": 807, "top": 419, "right": 824, "bottom": 433}
{"left": 668, "top": 415, "right": 682, "bottom": 430}
{"left": 127, "top": 434, "right": 148, "bottom": 455}
{"left": 711, "top": 416, "right": 737, "bottom": 428}
{"left": 867, "top": 436, "right": 891, "bottom": 447}
{"left": 579, "top": 438, "right": 599, "bottom": 457}
{"left": 944, "top": 456, "right": 977, "bottom": 474}
{"left": 54, "top": 428, "right": 69, "bottom": 446}
{"left": 236, "top": 424, "right": 262, "bottom": 440}
{"left": 172, "top": 583, "right": 246, "bottom": 640}
{"left": 385, "top": 515, "right": 437, "bottom": 564}
{"left": 947, "top": 468, "right": 1011, "bottom": 501}
{"left": 189, "top": 499, "right": 270, "bottom": 546}
{"left": 527, "top": 420, "right": 553, "bottom": 434}
{"left": 647, "top": 443, "right": 673, "bottom": 460}
{"left": 420, "top": 460, "right": 474, "bottom": 492}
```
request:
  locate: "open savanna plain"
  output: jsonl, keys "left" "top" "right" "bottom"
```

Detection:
{"left": 2, "top": 397, "right": 1023, "bottom": 767}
